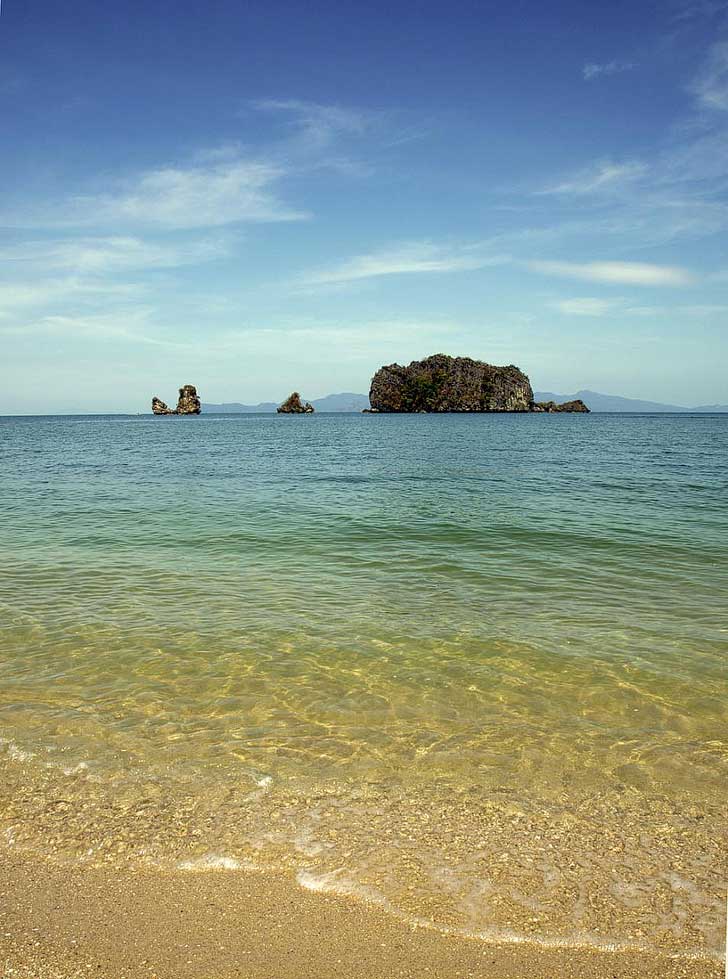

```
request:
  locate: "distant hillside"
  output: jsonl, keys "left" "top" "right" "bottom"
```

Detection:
{"left": 203, "top": 401, "right": 278, "bottom": 413}
{"left": 533, "top": 389, "right": 728, "bottom": 412}
{"left": 204, "top": 392, "right": 370, "bottom": 413}
{"left": 205, "top": 389, "right": 728, "bottom": 414}
{"left": 312, "top": 392, "right": 370, "bottom": 411}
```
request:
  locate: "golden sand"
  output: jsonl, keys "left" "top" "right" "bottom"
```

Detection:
{"left": 0, "top": 853, "right": 721, "bottom": 979}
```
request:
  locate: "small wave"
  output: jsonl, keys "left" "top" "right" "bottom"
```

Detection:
{"left": 0, "top": 740, "right": 35, "bottom": 763}
{"left": 59, "top": 761, "right": 89, "bottom": 776}
{"left": 177, "top": 854, "right": 247, "bottom": 871}
{"left": 296, "top": 868, "right": 388, "bottom": 905}
{"left": 295, "top": 868, "right": 721, "bottom": 964}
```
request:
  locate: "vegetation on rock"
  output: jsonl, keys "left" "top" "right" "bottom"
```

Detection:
{"left": 532, "top": 399, "right": 590, "bottom": 413}
{"left": 151, "top": 385, "right": 201, "bottom": 415}
{"left": 369, "top": 354, "right": 534, "bottom": 412}
{"left": 277, "top": 392, "right": 314, "bottom": 414}
{"left": 368, "top": 355, "right": 590, "bottom": 413}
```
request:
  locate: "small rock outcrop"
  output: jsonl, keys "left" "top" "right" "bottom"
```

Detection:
{"left": 369, "top": 354, "right": 534, "bottom": 412}
{"left": 277, "top": 392, "right": 314, "bottom": 414}
{"left": 152, "top": 397, "right": 174, "bottom": 415}
{"left": 151, "top": 385, "right": 201, "bottom": 415}
{"left": 176, "top": 384, "right": 202, "bottom": 414}
{"left": 532, "top": 399, "right": 590, "bottom": 413}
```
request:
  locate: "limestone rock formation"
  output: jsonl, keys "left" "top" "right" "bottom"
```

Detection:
{"left": 369, "top": 354, "right": 534, "bottom": 412}
{"left": 151, "top": 385, "right": 201, "bottom": 415}
{"left": 532, "top": 399, "right": 590, "bottom": 413}
{"left": 152, "top": 397, "right": 174, "bottom": 415}
{"left": 277, "top": 392, "right": 314, "bottom": 414}
{"left": 176, "top": 384, "right": 202, "bottom": 414}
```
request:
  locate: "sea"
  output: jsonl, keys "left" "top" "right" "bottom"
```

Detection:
{"left": 1, "top": 412, "right": 726, "bottom": 960}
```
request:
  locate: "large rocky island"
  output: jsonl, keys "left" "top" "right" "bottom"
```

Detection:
{"left": 368, "top": 355, "right": 589, "bottom": 413}
{"left": 152, "top": 384, "right": 201, "bottom": 415}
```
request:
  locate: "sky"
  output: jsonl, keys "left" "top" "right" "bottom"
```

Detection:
{"left": 1, "top": 0, "right": 728, "bottom": 412}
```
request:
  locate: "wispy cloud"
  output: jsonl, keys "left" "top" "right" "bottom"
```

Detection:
{"left": 624, "top": 302, "right": 728, "bottom": 316}
{"left": 512, "top": 135, "right": 728, "bottom": 243}
{"left": 0, "top": 277, "right": 143, "bottom": 312}
{"left": 689, "top": 41, "right": 728, "bottom": 110}
{"left": 0, "top": 235, "right": 231, "bottom": 273}
{"left": 211, "top": 317, "right": 462, "bottom": 359}
{"left": 296, "top": 241, "right": 509, "bottom": 287}
{"left": 528, "top": 260, "right": 694, "bottom": 286}
{"left": 254, "top": 99, "right": 374, "bottom": 146}
{"left": 0, "top": 307, "right": 193, "bottom": 347}
{"left": 251, "top": 98, "right": 409, "bottom": 177}
{"left": 671, "top": 0, "right": 728, "bottom": 22}
{"left": 526, "top": 130, "right": 728, "bottom": 244}
{"left": 550, "top": 297, "right": 619, "bottom": 316}
{"left": 538, "top": 161, "right": 648, "bottom": 195}
{"left": 5, "top": 158, "right": 307, "bottom": 230}
{"left": 76, "top": 160, "right": 308, "bottom": 229}
{"left": 583, "top": 60, "right": 637, "bottom": 81}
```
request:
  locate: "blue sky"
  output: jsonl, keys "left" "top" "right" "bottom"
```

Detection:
{"left": 1, "top": 0, "right": 728, "bottom": 411}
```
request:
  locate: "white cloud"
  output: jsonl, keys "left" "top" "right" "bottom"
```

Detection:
{"left": 297, "top": 241, "right": 509, "bottom": 287}
{"left": 213, "top": 317, "right": 461, "bottom": 358}
{"left": 625, "top": 303, "right": 728, "bottom": 316}
{"left": 4, "top": 99, "right": 388, "bottom": 237}
{"left": 82, "top": 160, "right": 307, "bottom": 229}
{"left": 525, "top": 140, "right": 728, "bottom": 249}
{"left": 253, "top": 99, "right": 378, "bottom": 157}
{"left": 0, "top": 308, "right": 188, "bottom": 347}
{"left": 583, "top": 61, "right": 637, "bottom": 81}
{"left": 672, "top": 1, "right": 728, "bottom": 21}
{"left": 526, "top": 123, "right": 728, "bottom": 242}
{"left": 550, "top": 297, "right": 618, "bottom": 316}
{"left": 0, "top": 277, "right": 143, "bottom": 312}
{"left": 0, "top": 236, "right": 231, "bottom": 273}
{"left": 690, "top": 41, "right": 728, "bottom": 110}
{"left": 539, "top": 161, "right": 648, "bottom": 195}
{"left": 6, "top": 159, "right": 307, "bottom": 230}
{"left": 528, "top": 260, "right": 694, "bottom": 286}
{"left": 250, "top": 99, "right": 395, "bottom": 177}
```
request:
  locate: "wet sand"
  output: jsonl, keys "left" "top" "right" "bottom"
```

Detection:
{"left": 0, "top": 853, "right": 721, "bottom": 979}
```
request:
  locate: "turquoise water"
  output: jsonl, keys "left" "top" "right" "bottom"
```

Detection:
{"left": 1, "top": 413, "right": 727, "bottom": 957}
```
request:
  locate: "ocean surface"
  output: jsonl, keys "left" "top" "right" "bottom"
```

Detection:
{"left": 1, "top": 412, "right": 726, "bottom": 959}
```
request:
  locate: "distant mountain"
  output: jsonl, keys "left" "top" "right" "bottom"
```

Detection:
{"left": 204, "top": 389, "right": 728, "bottom": 414}
{"left": 203, "top": 401, "right": 278, "bottom": 413}
{"left": 204, "top": 392, "right": 370, "bottom": 413}
{"left": 311, "top": 392, "right": 370, "bottom": 412}
{"left": 533, "top": 389, "right": 728, "bottom": 412}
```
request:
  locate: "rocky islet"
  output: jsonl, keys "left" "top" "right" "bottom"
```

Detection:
{"left": 277, "top": 392, "right": 315, "bottom": 414}
{"left": 368, "top": 354, "right": 589, "bottom": 412}
{"left": 151, "top": 385, "right": 201, "bottom": 415}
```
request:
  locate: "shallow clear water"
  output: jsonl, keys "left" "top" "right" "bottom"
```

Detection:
{"left": 1, "top": 413, "right": 726, "bottom": 957}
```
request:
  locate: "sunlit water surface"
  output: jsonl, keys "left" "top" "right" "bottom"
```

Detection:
{"left": 1, "top": 413, "right": 726, "bottom": 958}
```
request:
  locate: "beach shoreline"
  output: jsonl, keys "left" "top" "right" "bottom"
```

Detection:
{"left": 0, "top": 852, "right": 721, "bottom": 979}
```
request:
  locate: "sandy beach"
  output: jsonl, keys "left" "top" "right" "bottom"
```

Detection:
{"left": 0, "top": 853, "right": 721, "bottom": 979}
